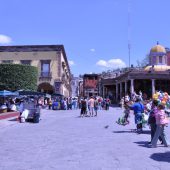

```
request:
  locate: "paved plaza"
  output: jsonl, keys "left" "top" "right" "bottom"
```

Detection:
{"left": 0, "top": 107, "right": 170, "bottom": 170}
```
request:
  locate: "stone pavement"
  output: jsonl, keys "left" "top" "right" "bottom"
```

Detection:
{"left": 0, "top": 107, "right": 170, "bottom": 170}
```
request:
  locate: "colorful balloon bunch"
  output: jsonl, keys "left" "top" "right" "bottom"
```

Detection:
{"left": 153, "top": 91, "right": 170, "bottom": 108}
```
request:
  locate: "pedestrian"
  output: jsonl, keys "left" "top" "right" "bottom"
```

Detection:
{"left": 63, "top": 98, "right": 67, "bottom": 110}
{"left": 94, "top": 97, "right": 99, "bottom": 116}
{"left": 80, "top": 98, "right": 87, "bottom": 117}
{"left": 105, "top": 98, "right": 110, "bottom": 110}
{"left": 98, "top": 97, "right": 102, "bottom": 110}
{"left": 48, "top": 99, "right": 52, "bottom": 110}
{"left": 116, "top": 101, "right": 130, "bottom": 125}
{"left": 150, "top": 103, "right": 170, "bottom": 147}
{"left": 124, "top": 101, "right": 130, "bottom": 124}
{"left": 120, "top": 97, "right": 124, "bottom": 109}
{"left": 130, "top": 97, "right": 144, "bottom": 133}
{"left": 88, "top": 96, "right": 95, "bottom": 116}
{"left": 147, "top": 100, "right": 162, "bottom": 144}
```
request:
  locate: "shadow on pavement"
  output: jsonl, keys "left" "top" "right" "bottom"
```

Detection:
{"left": 134, "top": 141, "right": 149, "bottom": 148}
{"left": 113, "top": 130, "right": 136, "bottom": 133}
{"left": 150, "top": 152, "right": 170, "bottom": 163}
{"left": 113, "top": 129, "right": 150, "bottom": 135}
{"left": 8, "top": 118, "right": 18, "bottom": 121}
{"left": 75, "top": 116, "right": 91, "bottom": 118}
{"left": 139, "top": 130, "right": 151, "bottom": 135}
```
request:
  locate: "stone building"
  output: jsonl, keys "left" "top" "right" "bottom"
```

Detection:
{"left": 0, "top": 45, "right": 71, "bottom": 97}
{"left": 78, "top": 80, "right": 84, "bottom": 97}
{"left": 101, "top": 43, "right": 170, "bottom": 103}
{"left": 71, "top": 76, "right": 83, "bottom": 97}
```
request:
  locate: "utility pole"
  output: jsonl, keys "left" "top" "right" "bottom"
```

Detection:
{"left": 128, "top": 0, "right": 131, "bottom": 69}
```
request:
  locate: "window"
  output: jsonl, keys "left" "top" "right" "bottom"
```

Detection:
{"left": 2, "top": 60, "right": 13, "bottom": 63}
{"left": 159, "top": 56, "right": 162, "bottom": 64}
{"left": 41, "top": 60, "right": 51, "bottom": 77}
{"left": 20, "top": 60, "right": 31, "bottom": 65}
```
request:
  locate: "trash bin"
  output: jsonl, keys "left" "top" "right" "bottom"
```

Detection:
{"left": 33, "top": 112, "right": 40, "bottom": 123}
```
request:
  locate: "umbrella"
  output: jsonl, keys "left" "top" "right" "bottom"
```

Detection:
{"left": 52, "top": 93, "right": 63, "bottom": 97}
{"left": 17, "top": 90, "right": 45, "bottom": 96}
{"left": 0, "top": 90, "right": 19, "bottom": 104}
{"left": 0, "top": 90, "right": 19, "bottom": 96}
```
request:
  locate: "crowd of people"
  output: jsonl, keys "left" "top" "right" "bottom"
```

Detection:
{"left": 118, "top": 91, "right": 170, "bottom": 148}
{"left": 80, "top": 97, "right": 110, "bottom": 117}
{"left": 1, "top": 90, "right": 169, "bottom": 148}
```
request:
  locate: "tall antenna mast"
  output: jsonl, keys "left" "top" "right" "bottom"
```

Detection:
{"left": 128, "top": 0, "right": 131, "bottom": 69}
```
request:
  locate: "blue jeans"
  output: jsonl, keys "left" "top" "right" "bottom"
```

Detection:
{"left": 134, "top": 112, "right": 142, "bottom": 124}
{"left": 151, "top": 125, "right": 169, "bottom": 147}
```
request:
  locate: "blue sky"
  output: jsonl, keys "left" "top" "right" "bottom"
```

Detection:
{"left": 1, "top": 0, "right": 170, "bottom": 76}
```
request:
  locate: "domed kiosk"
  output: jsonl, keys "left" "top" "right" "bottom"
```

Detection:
{"left": 145, "top": 42, "right": 170, "bottom": 71}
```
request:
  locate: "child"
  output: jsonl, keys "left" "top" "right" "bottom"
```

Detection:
{"left": 116, "top": 101, "right": 130, "bottom": 126}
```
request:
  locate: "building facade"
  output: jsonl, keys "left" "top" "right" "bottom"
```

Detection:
{"left": 71, "top": 76, "right": 83, "bottom": 97}
{"left": 0, "top": 45, "right": 71, "bottom": 97}
{"left": 83, "top": 74, "right": 100, "bottom": 97}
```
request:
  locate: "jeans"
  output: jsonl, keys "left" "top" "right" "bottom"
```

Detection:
{"left": 151, "top": 125, "right": 169, "bottom": 147}
{"left": 89, "top": 107, "right": 94, "bottom": 116}
{"left": 150, "top": 123, "right": 162, "bottom": 142}
{"left": 134, "top": 112, "right": 142, "bottom": 124}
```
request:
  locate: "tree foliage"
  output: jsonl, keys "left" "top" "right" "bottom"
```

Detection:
{"left": 136, "top": 54, "right": 150, "bottom": 67}
{"left": 0, "top": 64, "right": 38, "bottom": 91}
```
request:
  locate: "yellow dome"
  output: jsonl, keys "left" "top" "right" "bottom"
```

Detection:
{"left": 144, "top": 65, "right": 170, "bottom": 71}
{"left": 150, "top": 44, "right": 166, "bottom": 53}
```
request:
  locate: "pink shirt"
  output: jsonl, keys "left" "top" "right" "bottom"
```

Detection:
{"left": 88, "top": 98, "right": 95, "bottom": 107}
{"left": 155, "top": 109, "right": 167, "bottom": 125}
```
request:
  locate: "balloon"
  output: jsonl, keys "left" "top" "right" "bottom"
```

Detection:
{"left": 153, "top": 94, "right": 158, "bottom": 99}
{"left": 162, "top": 101, "right": 166, "bottom": 105}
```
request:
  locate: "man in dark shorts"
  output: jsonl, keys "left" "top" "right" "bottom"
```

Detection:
{"left": 80, "top": 98, "right": 87, "bottom": 117}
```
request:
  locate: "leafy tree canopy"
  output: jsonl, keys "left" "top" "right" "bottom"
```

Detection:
{"left": 0, "top": 64, "right": 38, "bottom": 91}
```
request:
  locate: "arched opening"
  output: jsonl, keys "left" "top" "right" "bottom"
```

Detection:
{"left": 38, "top": 83, "right": 54, "bottom": 94}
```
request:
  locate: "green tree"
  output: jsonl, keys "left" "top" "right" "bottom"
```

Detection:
{"left": 0, "top": 64, "right": 38, "bottom": 91}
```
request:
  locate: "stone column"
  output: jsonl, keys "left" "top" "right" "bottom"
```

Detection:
{"left": 152, "top": 79, "right": 155, "bottom": 96}
{"left": 103, "top": 85, "right": 105, "bottom": 98}
{"left": 116, "top": 82, "right": 118, "bottom": 102}
{"left": 130, "top": 79, "right": 134, "bottom": 94}
{"left": 125, "top": 80, "right": 127, "bottom": 95}
{"left": 120, "top": 82, "right": 122, "bottom": 99}
{"left": 105, "top": 87, "right": 108, "bottom": 97}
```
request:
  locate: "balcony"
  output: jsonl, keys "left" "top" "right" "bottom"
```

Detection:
{"left": 39, "top": 72, "right": 52, "bottom": 81}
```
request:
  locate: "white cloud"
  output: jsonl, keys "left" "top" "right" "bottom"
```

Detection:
{"left": 90, "top": 48, "right": 95, "bottom": 52}
{"left": 96, "top": 60, "right": 107, "bottom": 67}
{"left": 68, "top": 60, "right": 75, "bottom": 66}
{"left": 0, "top": 34, "right": 12, "bottom": 44}
{"left": 96, "top": 58, "right": 126, "bottom": 69}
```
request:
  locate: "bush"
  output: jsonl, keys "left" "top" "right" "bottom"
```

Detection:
{"left": 0, "top": 64, "right": 38, "bottom": 91}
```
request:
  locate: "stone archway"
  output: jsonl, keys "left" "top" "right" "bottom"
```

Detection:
{"left": 38, "top": 83, "right": 54, "bottom": 94}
